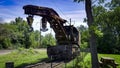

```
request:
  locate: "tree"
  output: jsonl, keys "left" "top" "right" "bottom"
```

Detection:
{"left": 41, "top": 33, "right": 56, "bottom": 48}
{"left": 105, "top": 0, "right": 120, "bottom": 9}
{"left": 77, "top": 25, "right": 89, "bottom": 49}
{"left": 0, "top": 17, "right": 56, "bottom": 49}
{"left": 0, "top": 23, "right": 17, "bottom": 49}
{"left": 95, "top": 6, "right": 120, "bottom": 54}
{"left": 75, "top": 0, "right": 120, "bottom": 55}
{"left": 74, "top": 0, "right": 99, "bottom": 68}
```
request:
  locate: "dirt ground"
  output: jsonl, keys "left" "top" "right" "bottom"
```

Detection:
{"left": 0, "top": 50, "right": 13, "bottom": 55}
{"left": 0, "top": 48, "right": 46, "bottom": 55}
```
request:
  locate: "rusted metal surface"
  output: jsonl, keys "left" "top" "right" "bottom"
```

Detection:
{"left": 23, "top": 5, "right": 80, "bottom": 60}
{"left": 23, "top": 5, "right": 80, "bottom": 44}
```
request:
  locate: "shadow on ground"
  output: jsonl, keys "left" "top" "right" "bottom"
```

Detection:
{"left": 15, "top": 58, "right": 50, "bottom": 68}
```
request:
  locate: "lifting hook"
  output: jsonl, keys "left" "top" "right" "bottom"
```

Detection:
{"left": 26, "top": 15, "right": 34, "bottom": 32}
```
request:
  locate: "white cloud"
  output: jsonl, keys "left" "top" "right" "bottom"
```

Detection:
{"left": 59, "top": 10, "right": 87, "bottom": 27}
{"left": 30, "top": 10, "right": 87, "bottom": 36}
{"left": 0, "top": 0, "right": 87, "bottom": 35}
{"left": 0, "top": 5, "right": 25, "bottom": 23}
{"left": 63, "top": 10, "right": 86, "bottom": 19}
{"left": 29, "top": 16, "right": 54, "bottom": 36}
{"left": 2, "top": 8, "right": 87, "bottom": 34}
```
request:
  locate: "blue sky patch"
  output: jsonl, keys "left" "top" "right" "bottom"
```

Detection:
{"left": 0, "top": 0, "right": 17, "bottom": 6}
{"left": 0, "top": 0, "right": 87, "bottom": 30}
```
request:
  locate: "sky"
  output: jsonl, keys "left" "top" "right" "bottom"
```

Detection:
{"left": 0, "top": 0, "right": 87, "bottom": 35}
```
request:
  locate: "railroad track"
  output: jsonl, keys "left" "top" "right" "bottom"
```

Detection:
{"left": 25, "top": 61, "right": 64, "bottom": 68}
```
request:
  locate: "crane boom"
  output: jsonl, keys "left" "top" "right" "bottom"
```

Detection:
{"left": 23, "top": 5, "right": 80, "bottom": 60}
{"left": 23, "top": 5, "right": 79, "bottom": 45}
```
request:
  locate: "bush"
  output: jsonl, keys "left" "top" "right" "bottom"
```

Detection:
{"left": 13, "top": 47, "right": 39, "bottom": 55}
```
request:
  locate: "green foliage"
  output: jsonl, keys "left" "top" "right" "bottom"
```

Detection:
{"left": 77, "top": 6, "right": 120, "bottom": 54}
{"left": 3, "top": 38, "right": 12, "bottom": 49}
{"left": 77, "top": 25, "right": 89, "bottom": 49}
{"left": 94, "top": 6, "right": 120, "bottom": 54}
{"left": 81, "top": 0, "right": 120, "bottom": 54}
{"left": 89, "top": 26, "right": 103, "bottom": 37}
{"left": 69, "top": 53, "right": 120, "bottom": 68}
{"left": 67, "top": 52, "right": 91, "bottom": 68}
{"left": 41, "top": 33, "right": 56, "bottom": 48}
{"left": 105, "top": 0, "right": 120, "bottom": 9}
{"left": 85, "top": 53, "right": 120, "bottom": 68}
{"left": 0, "top": 17, "right": 56, "bottom": 49}
{"left": 75, "top": 0, "right": 120, "bottom": 54}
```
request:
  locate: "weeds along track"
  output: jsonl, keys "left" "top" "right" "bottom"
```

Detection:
{"left": 25, "top": 61, "right": 64, "bottom": 68}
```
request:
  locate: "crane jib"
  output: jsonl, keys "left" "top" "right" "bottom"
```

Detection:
{"left": 23, "top": 4, "right": 80, "bottom": 46}
{"left": 23, "top": 5, "right": 80, "bottom": 61}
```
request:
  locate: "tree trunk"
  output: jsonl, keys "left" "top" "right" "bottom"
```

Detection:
{"left": 85, "top": 0, "right": 99, "bottom": 68}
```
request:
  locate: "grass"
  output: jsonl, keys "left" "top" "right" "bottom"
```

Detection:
{"left": 98, "top": 54, "right": 120, "bottom": 68}
{"left": 67, "top": 53, "right": 120, "bottom": 68}
{"left": 0, "top": 48, "right": 47, "bottom": 68}
{"left": 67, "top": 52, "right": 90, "bottom": 68}
{"left": 81, "top": 53, "right": 120, "bottom": 68}
{"left": 0, "top": 49, "right": 120, "bottom": 68}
